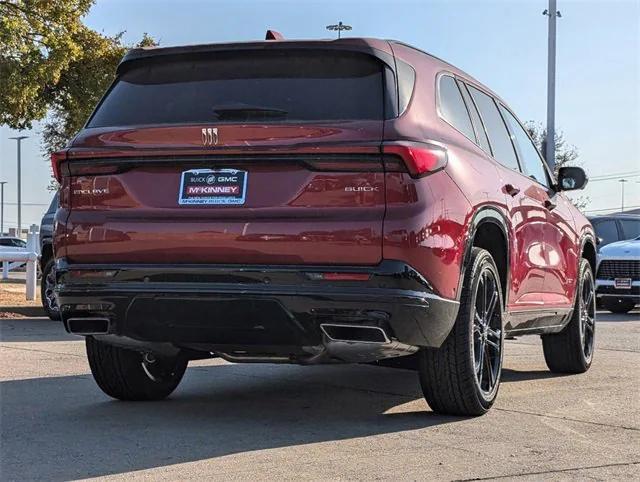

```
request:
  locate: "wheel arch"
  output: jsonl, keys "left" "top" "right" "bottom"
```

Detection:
{"left": 460, "top": 206, "right": 510, "bottom": 306}
{"left": 40, "top": 242, "right": 54, "bottom": 271}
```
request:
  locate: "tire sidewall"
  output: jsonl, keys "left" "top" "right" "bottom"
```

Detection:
{"left": 465, "top": 250, "right": 505, "bottom": 408}
{"left": 577, "top": 259, "right": 596, "bottom": 368}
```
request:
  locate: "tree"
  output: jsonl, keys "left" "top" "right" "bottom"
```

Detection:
{"left": 0, "top": 0, "right": 155, "bottom": 184}
{"left": 525, "top": 121, "right": 590, "bottom": 210}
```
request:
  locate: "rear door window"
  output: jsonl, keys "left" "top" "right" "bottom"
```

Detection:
{"left": 438, "top": 75, "right": 475, "bottom": 141}
{"left": 467, "top": 85, "right": 520, "bottom": 171}
{"left": 89, "top": 50, "right": 385, "bottom": 127}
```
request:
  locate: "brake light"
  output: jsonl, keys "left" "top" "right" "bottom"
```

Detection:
{"left": 383, "top": 143, "right": 447, "bottom": 177}
{"left": 51, "top": 150, "right": 67, "bottom": 182}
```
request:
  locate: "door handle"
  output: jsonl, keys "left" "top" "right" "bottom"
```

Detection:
{"left": 504, "top": 184, "right": 520, "bottom": 197}
{"left": 544, "top": 199, "right": 557, "bottom": 211}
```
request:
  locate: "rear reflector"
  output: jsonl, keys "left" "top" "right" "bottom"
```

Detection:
{"left": 51, "top": 150, "right": 68, "bottom": 182}
{"left": 69, "top": 270, "right": 118, "bottom": 279}
{"left": 383, "top": 142, "right": 447, "bottom": 177}
{"left": 306, "top": 272, "right": 371, "bottom": 281}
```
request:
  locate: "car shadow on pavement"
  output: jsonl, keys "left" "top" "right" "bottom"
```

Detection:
{"left": 501, "top": 368, "right": 571, "bottom": 382}
{"left": 1, "top": 362, "right": 466, "bottom": 480}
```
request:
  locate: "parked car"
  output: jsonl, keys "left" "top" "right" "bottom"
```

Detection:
{"left": 596, "top": 236, "right": 639, "bottom": 314}
{"left": 0, "top": 236, "right": 27, "bottom": 251}
{"left": 51, "top": 36, "right": 595, "bottom": 416}
{"left": 589, "top": 214, "right": 640, "bottom": 249}
{"left": 39, "top": 192, "right": 60, "bottom": 319}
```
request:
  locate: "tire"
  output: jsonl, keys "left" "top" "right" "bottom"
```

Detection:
{"left": 86, "top": 337, "right": 188, "bottom": 401}
{"left": 40, "top": 258, "right": 60, "bottom": 320}
{"left": 542, "top": 258, "right": 595, "bottom": 373}
{"left": 418, "top": 247, "right": 504, "bottom": 416}
{"left": 603, "top": 298, "right": 636, "bottom": 314}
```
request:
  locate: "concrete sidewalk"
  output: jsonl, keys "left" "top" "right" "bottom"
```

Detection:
{"left": 0, "top": 311, "right": 638, "bottom": 480}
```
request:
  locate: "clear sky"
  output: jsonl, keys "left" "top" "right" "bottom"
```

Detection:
{"left": 1, "top": 0, "right": 638, "bottom": 230}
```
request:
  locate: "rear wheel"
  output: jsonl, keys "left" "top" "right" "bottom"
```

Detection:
{"left": 603, "top": 298, "right": 636, "bottom": 314}
{"left": 86, "top": 337, "right": 187, "bottom": 401}
{"left": 418, "top": 248, "right": 504, "bottom": 416}
{"left": 40, "top": 258, "right": 60, "bottom": 320}
{"left": 542, "top": 258, "right": 595, "bottom": 373}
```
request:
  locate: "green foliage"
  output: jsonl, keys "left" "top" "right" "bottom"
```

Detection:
{"left": 0, "top": 0, "right": 95, "bottom": 128}
{"left": 0, "top": 0, "right": 156, "bottom": 162}
{"left": 525, "top": 121, "right": 589, "bottom": 210}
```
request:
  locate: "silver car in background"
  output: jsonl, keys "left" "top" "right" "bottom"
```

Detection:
{"left": 596, "top": 236, "right": 640, "bottom": 313}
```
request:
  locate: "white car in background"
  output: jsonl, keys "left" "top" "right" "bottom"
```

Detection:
{"left": 596, "top": 236, "right": 640, "bottom": 314}
{"left": 0, "top": 236, "right": 27, "bottom": 251}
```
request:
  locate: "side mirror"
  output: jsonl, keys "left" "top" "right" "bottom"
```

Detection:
{"left": 557, "top": 166, "right": 588, "bottom": 191}
{"left": 596, "top": 236, "right": 603, "bottom": 246}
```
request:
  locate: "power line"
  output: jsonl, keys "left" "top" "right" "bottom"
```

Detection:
{"left": 584, "top": 205, "right": 640, "bottom": 214}
{"left": 590, "top": 171, "right": 640, "bottom": 181}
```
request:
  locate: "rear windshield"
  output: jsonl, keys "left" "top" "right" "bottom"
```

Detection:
{"left": 88, "top": 50, "right": 384, "bottom": 127}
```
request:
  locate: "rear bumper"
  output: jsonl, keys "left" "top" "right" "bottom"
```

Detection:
{"left": 55, "top": 259, "right": 459, "bottom": 356}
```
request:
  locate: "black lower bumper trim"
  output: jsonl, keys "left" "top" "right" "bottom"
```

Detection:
{"left": 56, "top": 260, "right": 459, "bottom": 350}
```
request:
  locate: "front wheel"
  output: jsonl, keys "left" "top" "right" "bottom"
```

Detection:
{"left": 418, "top": 247, "right": 504, "bottom": 416}
{"left": 86, "top": 337, "right": 187, "bottom": 401}
{"left": 542, "top": 258, "right": 595, "bottom": 373}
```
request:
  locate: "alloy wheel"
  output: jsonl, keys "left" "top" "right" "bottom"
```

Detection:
{"left": 44, "top": 265, "right": 59, "bottom": 314}
{"left": 473, "top": 268, "right": 503, "bottom": 396}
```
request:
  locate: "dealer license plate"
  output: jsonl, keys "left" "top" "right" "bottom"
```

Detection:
{"left": 178, "top": 169, "right": 247, "bottom": 205}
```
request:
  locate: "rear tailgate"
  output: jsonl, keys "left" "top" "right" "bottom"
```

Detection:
{"left": 61, "top": 47, "right": 393, "bottom": 266}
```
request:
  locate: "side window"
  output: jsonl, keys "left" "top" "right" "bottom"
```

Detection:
{"left": 620, "top": 219, "right": 640, "bottom": 239}
{"left": 499, "top": 105, "right": 550, "bottom": 188}
{"left": 438, "top": 75, "right": 475, "bottom": 141}
{"left": 593, "top": 220, "right": 619, "bottom": 246}
{"left": 458, "top": 81, "right": 491, "bottom": 154}
{"left": 468, "top": 86, "right": 520, "bottom": 171}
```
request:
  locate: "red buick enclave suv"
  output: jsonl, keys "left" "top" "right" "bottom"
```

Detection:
{"left": 52, "top": 36, "right": 596, "bottom": 415}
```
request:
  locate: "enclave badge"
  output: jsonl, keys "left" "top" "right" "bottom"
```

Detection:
{"left": 201, "top": 127, "right": 219, "bottom": 146}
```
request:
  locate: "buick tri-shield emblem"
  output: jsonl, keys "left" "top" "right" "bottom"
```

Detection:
{"left": 201, "top": 127, "right": 219, "bottom": 146}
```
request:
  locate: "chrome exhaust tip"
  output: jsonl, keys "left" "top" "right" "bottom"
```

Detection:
{"left": 320, "top": 323, "right": 390, "bottom": 344}
{"left": 67, "top": 317, "right": 110, "bottom": 335}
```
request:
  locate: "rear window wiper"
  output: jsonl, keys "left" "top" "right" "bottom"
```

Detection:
{"left": 211, "top": 104, "right": 288, "bottom": 121}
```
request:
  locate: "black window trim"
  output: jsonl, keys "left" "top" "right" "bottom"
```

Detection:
{"left": 458, "top": 80, "right": 493, "bottom": 158}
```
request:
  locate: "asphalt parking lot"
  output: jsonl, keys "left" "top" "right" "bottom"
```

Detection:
{"left": 1, "top": 310, "right": 639, "bottom": 481}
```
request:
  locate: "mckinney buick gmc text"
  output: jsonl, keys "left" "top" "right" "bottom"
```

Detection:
{"left": 51, "top": 36, "right": 595, "bottom": 416}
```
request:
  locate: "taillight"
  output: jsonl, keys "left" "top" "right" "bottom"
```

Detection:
{"left": 383, "top": 142, "right": 447, "bottom": 177}
{"left": 51, "top": 150, "right": 67, "bottom": 182}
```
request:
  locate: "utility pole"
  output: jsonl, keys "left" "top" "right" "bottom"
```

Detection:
{"left": 9, "top": 135, "right": 28, "bottom": 238}
{"left": 619, "top": 179, "right": 628, "bottom": 212}
{"left": 326, "top": 21, "right": 352, "bottom": 39}
{"left": 543, "top": 1, "right": 561, "bottom": 170}
{"left": 0, "top": 181, "right": 6, "bottom": 235}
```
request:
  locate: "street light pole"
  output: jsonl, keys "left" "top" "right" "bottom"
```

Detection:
{"left": 543, "top": 1, "right": 561, "bottom": 170}
{"left": 0, "top": 181, "right": 6, "bottom": 235}
{"left": 9, "top": 135, "right": 28, "bottom": 238}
